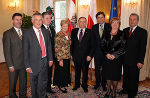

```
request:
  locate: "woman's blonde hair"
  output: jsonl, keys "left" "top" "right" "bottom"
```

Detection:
{"left": 110, "top": 17, "right": 121, "bottom": 25}
{"left": 60, "top": 19, "right": 70, "bottom": 26}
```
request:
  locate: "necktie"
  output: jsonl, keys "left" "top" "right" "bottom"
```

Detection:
{"left": 79, "top": 29, "right": 83, "bottom": 42}
{"left": 18, "top": 29, "right": 22, "bottom": 40}
{"left": 47, "top": 26, "right": 52, "bottom": 37}
{"left": 129, "top": 28, "right": 133, "bottom": 37}
{"left": 99, "top": 24, "right": 103, "bottom": 37}
{"left": 38, "top": 29, "right": 46, "bottom": 57}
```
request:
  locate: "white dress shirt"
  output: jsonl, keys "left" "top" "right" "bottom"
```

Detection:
{"left": 33, "top": 26, "right": 46, "bottom": 56}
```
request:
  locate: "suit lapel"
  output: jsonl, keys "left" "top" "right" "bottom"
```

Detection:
{"left": 31, "top": 27, "right": 41, "bottom": 48}
{"left": 81, "top": 28, "right": 88, "bottom": 41}
{"left": 12, "top": 27, "right": 22, "bottom": 41}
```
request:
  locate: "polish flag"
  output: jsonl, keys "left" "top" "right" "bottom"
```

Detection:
{"left": 87, "top": 0, "right": 97, "bottom": 29}
{"left": 68, "top": 0, "right": 77, "bottom": 33}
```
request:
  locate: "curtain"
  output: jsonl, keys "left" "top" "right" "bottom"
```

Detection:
{"left": 139, "top": 0, "right": 150, "bottom": 81}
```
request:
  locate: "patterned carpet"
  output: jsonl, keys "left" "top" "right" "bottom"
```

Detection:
{"left": 3, "top": 85, "right": 150, "bottom": 98}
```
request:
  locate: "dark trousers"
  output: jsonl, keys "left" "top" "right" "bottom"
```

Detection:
{"left": 123, "top": 64, "right": 140, "bottom": 98}
{"left": 46, "top": 65, "right": 53, "bottom": 92}
{"left": 9, "top": 68, "right": 27, "bottom": 98}
{"left": 94, "top": 54, "right": 106, "bottom": 88}
{"left": 30, "top": 58, "right": 48, "bottom": 98}
{"left": 74, "top": 59, "right": 90, "bottom": 89}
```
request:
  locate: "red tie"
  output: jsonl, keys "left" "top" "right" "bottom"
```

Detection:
{"left": 129, "top": 28, "right": 133, "bottom": 37}
{"left": 38, "top": 30, "right": 46, "bottom": 57}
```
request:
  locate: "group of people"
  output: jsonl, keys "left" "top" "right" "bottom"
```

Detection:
{"left": 2, "top": 11, "right": 147, "bottom": 98}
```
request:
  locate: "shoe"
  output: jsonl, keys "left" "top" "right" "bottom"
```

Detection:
{"left": 83, "top": 88, "right": 88, "bottom": 92}
{"left": 72, "top": 86, "right": 79, "bottom": 91}
{"left": 93, "top": 85, "right": 100, "bottom": 90}
{"left": 59, "top": 87, "right": 67, "bottom": 93}
{"left": 47, "top": 89, "right": 56, "bottom": 94}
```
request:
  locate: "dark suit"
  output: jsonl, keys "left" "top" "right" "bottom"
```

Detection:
{"left": 71, "top": 28, "right": 95, "bottom": 89}
{"left": 23, "top": 27, "right": 53, "bottom": 98}
{"left": 123, "top": 26, "right": 147, "bottom": 98}
{"left": 3, "top": 27, "right": 27, "bottom": 98}
{"left": 41, "top": 24, "right": 55, "bottom": 92}
{"left": 92, "top": 23, "right": 111, "bottom": 89}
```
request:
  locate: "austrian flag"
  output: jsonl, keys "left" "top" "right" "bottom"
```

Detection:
{"left": 68, "top": 0, "right": 77, "bottom": 33}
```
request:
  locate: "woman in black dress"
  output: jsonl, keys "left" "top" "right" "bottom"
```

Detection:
{"left": 101, "top": 17, "right": 126, "bottom": 98}
{"left": 53, "top": 19, "right": 71, "bottom": 93}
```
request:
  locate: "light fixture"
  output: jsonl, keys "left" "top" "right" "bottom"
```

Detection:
{"left": 80, "top": 0, "right": 90, "bottom": 6}
{"left": 125, "top": 0, "right": 137, "bottom": 6}
{"left": 8, "top": 0, "right": 20, "bottom": 10}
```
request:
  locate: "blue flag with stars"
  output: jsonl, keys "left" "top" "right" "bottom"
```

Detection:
{"left": 109, "top": 0, "right": 118, "bottom": 23}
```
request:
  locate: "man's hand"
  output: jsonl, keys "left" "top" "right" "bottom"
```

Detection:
{"left": 87, "top": 56, "right": 92, "bottom": 61}
{"left": 110, "top": 55, "right": 115, "bottom": 60}
{"left": 49, "top": 61, "right": 53, "bottom": 67}
{"left": 106, "top": 54, "right": 112, "bottom": 60}
{"left": 9, "top": 67, "right": 14, "bottom": 72}
{"left": 26, "top": 68, "right": 33, "bottom": 73}
{"left": 137, "top": 63, "right": 143, "bottom": 69}
{"left": 59, "top": 60, "right": 63, "bottom": 67}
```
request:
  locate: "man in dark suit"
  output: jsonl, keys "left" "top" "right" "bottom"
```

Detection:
{"left": 41, "top": 12, "right": 56, "bottom": 94}
{"left": 71, "top": 17, "right": 95, "bottom": 92}
{"left": 121, "top": 13, "right": 147, "bottom": 98}
{"left": 3, "top": 13, "right": 27, "bottom": 98}
{"left": 92, "top": 11, "right": 111, "bottom": 90}
{"left": 24, "top": 12, "right": 53, "bottom": 98}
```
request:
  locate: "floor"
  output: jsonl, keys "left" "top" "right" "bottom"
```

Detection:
{"left": 0, "top": 62, "right": 150, "bottom": 97}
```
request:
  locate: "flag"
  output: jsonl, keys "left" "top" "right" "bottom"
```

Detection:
{"left": 46, "top": 6, "right": 55, "bottom": 28}
{"left": 87, "top": 0, "right": 97, "bottom": 29}
{"left": 68, "top": 0, "right": 77, "bottom": 33}
{"left": 109, "top": 0, "right": 118, "bottom": 22}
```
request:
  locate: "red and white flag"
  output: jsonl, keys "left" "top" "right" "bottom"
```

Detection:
{"left": 68, "top": 0, "right": 77, "bottom": 33}
{"left": 87, "top": 0, "right": 97, "bottom": 29}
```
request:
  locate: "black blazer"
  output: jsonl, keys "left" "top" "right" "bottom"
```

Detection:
{"left": 41, "top": 24, "right": 56, "bottom": 58}
{"left": 3, "top": 27, "right": 24, "bottom": 69}
{"left": 70, "top": 28, "right": 95, "bottom": 62}
{"left": 92, "top": 23, "right": 111, "bottom": 56}
{"left": 101, "top": 30, "right": 126, "bottom": 59}
{"left": 123, "top": 26, "right": 147, "bottom": 66}
{"left": 23, "top": 27, "right": 53, "bottom": 75}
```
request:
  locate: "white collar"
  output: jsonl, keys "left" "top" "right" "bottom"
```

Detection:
{"left": 33, "top": 26, "right": 41, "bottom": 32}
{"left": 43, "top": 24, "right": 49, "bottom": 29}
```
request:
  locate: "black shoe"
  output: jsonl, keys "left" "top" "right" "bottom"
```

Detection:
{"left": 72, "top": 86, "right": 79, "bottom": 91}
{"left": 47, "top": 89, "right": 56, "bottom": 94}
{"left": 59, "top": 87, "right": 67, "bottom": 93}
{"left": 93, "top": 85, "right": 100, "bottom": 90}
{"left": 83, "top": 88, "right": 88, "bottom": 92}
{"left": 118, "top": 90, "right": 128, "bottom": 95}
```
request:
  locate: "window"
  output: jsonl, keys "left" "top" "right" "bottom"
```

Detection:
{"left": 55, "top": 1, "right": 66, "bottom": 33}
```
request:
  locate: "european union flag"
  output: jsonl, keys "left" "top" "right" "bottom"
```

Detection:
{"left": 109, "top": 0, "right": 118, "bottom": 23}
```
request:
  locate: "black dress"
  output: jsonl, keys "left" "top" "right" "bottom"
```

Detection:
{"left": 101, "top": 30, "right": 126, "bottom": 81}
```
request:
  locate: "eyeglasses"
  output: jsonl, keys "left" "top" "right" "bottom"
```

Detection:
{"left": 112, "top": 21, "right": 119, "bottom": 24}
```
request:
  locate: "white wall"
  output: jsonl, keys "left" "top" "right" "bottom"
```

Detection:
{"left": 120, "top": 0, "right": 141, "bottom": 30}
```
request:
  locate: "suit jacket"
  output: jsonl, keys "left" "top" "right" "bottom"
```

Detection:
{"left": 3, "top": 27, "right": 24, "bottom": 69}
{"left": 123, "top": 26, "right": 147, "bottom": 66}
{"left": 92, "top": 23, "right": 111, "bottom": 56}
{"left": 101, "top": 30, "right": 126, "bottom": 59}
{"left": 23, "top": 27, "right": 53, "bottom": 75}
{"left": 41, "top": 24, "right": 55, "bottom": 56}
{"left": 70, "top": 28, "right": 95, "bottom": 62}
